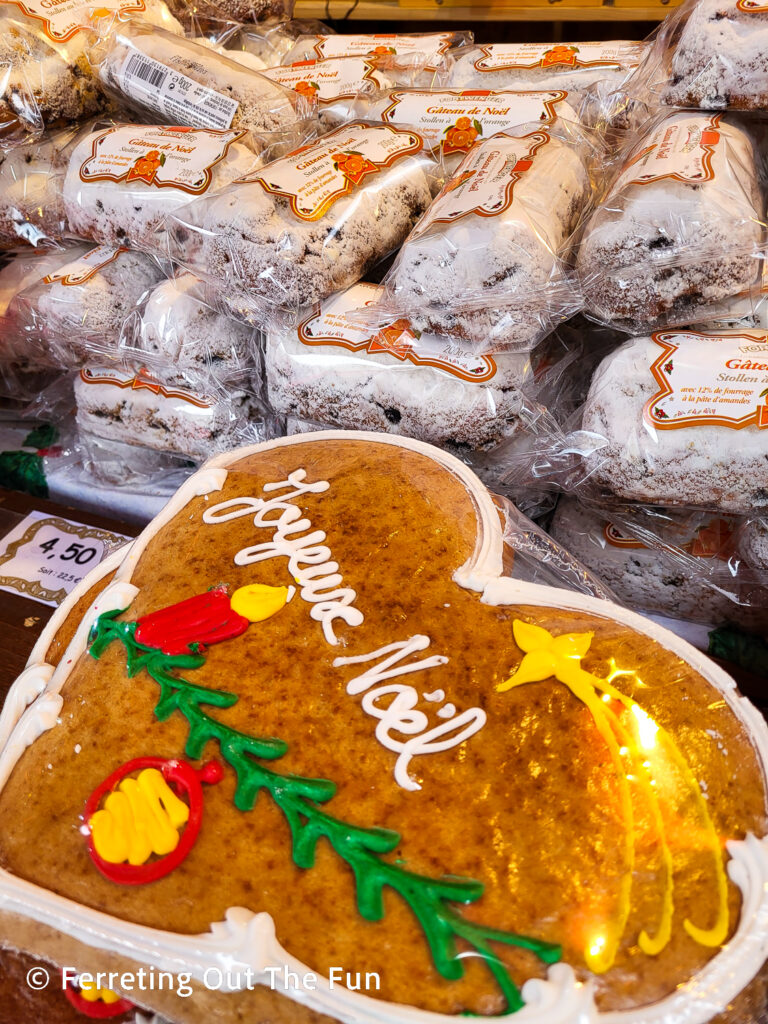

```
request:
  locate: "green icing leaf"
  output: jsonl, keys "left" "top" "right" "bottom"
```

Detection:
{"left": 89, "top": 610, "right": 561, "bottom": 1014}
{"left": 0, "top": 451, "right": 48, "bottom": 498}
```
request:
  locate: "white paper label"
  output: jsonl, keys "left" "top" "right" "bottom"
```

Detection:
{"left": 376, "top": 89, "right": 566, "bottom": 154}
{"left": 0, "top": 511, "right": 129, "bottom": 607}
{"left": 42, "top": 246, "right": 127, "bottom": 286}
{"left": 115, "top": 51, "right": 239, "bottom": 130}
{"left": 613, "top": 114, "right": 722, "bottom": 191}
{"left": 262, "top": 57, "right": 385, "bottom": 102}
{"left": 78, "top": 124, "right": 245, "bottom": 195}
{"left": 644, "top": 331, "right": 768, "bottom": 430}
{"left": 412, "top": 130, "right": 549, "bottom": 233}
{"left": 0, "top": 0, "right": 144, "bottom": 42}
{"left": 473, "top": 41, "right": 642, "bottom": 72}
{"left": 297, "top": 283, "right": 498, "bottom": 382}
{"left": 238, "top": 122, "right": 423, "bottom": 221}
{"left": 310, "top": 32, "right": 455, "bottom": 69}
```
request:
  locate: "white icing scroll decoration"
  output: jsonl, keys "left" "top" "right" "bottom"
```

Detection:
{"left": 203, "top": 469, "right": 363, "bottom": 646}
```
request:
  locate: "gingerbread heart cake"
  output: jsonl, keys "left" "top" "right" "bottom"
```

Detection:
{"left": 0, "top": 432, "right": 767, "bottom": 1023}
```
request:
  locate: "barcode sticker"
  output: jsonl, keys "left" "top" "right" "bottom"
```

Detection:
{"left": 116, "top": 51, "right": 239, "bottom": 130}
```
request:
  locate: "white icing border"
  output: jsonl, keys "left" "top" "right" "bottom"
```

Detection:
{"left": 1, "top": 431, "right": 767, "bottom": 1024}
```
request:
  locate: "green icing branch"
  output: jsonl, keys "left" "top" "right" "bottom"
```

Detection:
{"left": 89, "top": 609, "right": 561, "bottom": 1014}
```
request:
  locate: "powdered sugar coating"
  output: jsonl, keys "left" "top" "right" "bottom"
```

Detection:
{"left": 662, "top": 0, "right": 768, "bottom": 109}
{"left": 578, "top": 113, "right": 764, "bottom": 332}
{"left": 75, "top": 367, "right": 257, "bottom": 459}
{"left": 0, "top": 127, "right": 74, "bottom": 246}
{"left": 582, "top": 334, "right": 768, "bottom": 512}
{"left": 384, "top": 129, "right": 588, "bottom": 350}
{"left": 27, "top": 248, "right": 164, "bottom": 362}
{"left": 549, "top": 496, "right": 762, "bottom": 625}
{"left": 96, "top": 24, "right": 308, "bottom": 138}
{"left": 128, "top": 271, "right": 258, "bottom": 382}
{"left": 62, "top": 127, "right": 259, "bottom": 252}
{"left": 266, "top": 281, "right": 530, "bottom": 448}
{"left": 169, "top": 128, "right": 434, "bottom": 310}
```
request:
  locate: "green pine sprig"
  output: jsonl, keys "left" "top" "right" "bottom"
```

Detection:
{"left": 88, "top": 609, "right": 561, "bottom": 1014}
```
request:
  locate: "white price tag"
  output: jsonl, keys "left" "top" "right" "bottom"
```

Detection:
{"left": 0, "top": 512, "right": 130, "bottom": 607}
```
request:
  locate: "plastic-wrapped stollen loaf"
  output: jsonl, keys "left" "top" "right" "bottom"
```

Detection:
{"left": 0, "top": 127, "right": 75, "bottom": 247}
{"left": 549, "top": 496, "right": 767, "bottom": 628}
{"left": 261, "top": 57, "right": 396, "bottom": 127}
{"left": 63, "top": 122, "right": 260, "bottom": 252}
{"left": 124, "top": 271, "right": 259, "bottom": 384}
{"left": 0, "top": 0, "right": 183, "bottom": 141}
{"left": 92, "top": 22, "right": 310, "bottom": 139}
{"left": 577, "top": 111, "right": 764, "bottom": 332}
{"left": 581, "top": 329, "right": 768, "bottom": 513}
{"left": 657, "top": 0, "right": 768, "bottom": 109}
{"left": 448, "top": 41, "right": 646, "bottom": 122}
{"left": 266, "top": 281, "right": 532, "bottom": 450}
{"left": 281, "top": 31, "right": 472, "bottom": 72}
{"left": 381, "top": 122, "right": 590, "bottom": 351}
{"left": 74, "top": 366, "right": 261, "bottom": 461}
{"left": 14, "top": 244, "right": 164, "bottom": 364}
{"left": 165, "top": 0, "right": 291, "bottom": 27}
{"left": 169, "top": 122, "right": 436, "bottom": 312}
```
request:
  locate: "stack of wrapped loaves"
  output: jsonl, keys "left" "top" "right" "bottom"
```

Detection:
{"left": 1, "top": 0, "right": 767, "bottom": 638}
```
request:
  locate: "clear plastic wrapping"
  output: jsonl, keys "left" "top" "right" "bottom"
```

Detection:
{"left": 0, "top": 0, "right": 183, "bottom": 145}
{"left": 168, "top": 120, "right": 438, "bottom": 317}
{"left": 352, "top": 87, "right": 580, "bottom": 176}
{"left": 0, "top": 126, "right": 76, "bottom": 247}
{"left": 89, "top": 21, "right": 314, "bottom": 141}
{"left": 236, "top": 18, "right": 335, "bottom": 65}
{"left": 260, "top": 57, "right": 398, "bottom": 128}
{"left": 265, "top": 280, "right": 535, "bottom": 450}
{"left": 12, "top": 243, "right": 165, "bottom": 365}
{"left": 74, "top": 363, "right": 276, "bottom": 466}
{"left": 550, "top": 495, "right": 768, "bottom": 632}
{"left": 378, "top": 119, "right": 593, "bottom": 352}
{"left": 627, "top": 0, "right": 768, "bottom": 111}
{"left": 119, "top": 269, "right": 261, "bottom": 385}
{"left": 577, "top": 110, "right": 766, "bottom": 333}
{"left": 447, "top": 40, "right": 646, "bottom": 125}
{"left": 62, "top": 120, "right": 261, "bottom": 252}
{"left": 538, "top": 329, "right": 768, "bottom": 515}
{"left": 281, "top": 31, "right": 473, "bottom": 78}
{"left": 164, "top": 0, "right": 294, "bottom": 26}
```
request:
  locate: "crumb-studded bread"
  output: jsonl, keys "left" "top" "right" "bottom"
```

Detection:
{"left": 265, "top": 282, "right": 531, "bottom": 448}
{"left": 577, "top": 112, "right": 764, "bottom": 332}
{"left": 385, "top": 126, "right": 589, "bottom": 349}
{"left": 549, "top": 496, "right": 767, "bottom": 628}
{"left": 169, "top": 122, "right": 434, "bottom": 311}
{"left": 661, "top": 0, "right": 768, "bottom": 109}
{"left": 0, "top": 433, "right": 767, "bottom": 1024}
{"left": 580, "top": 332, "right": 768, "bottom": 512}
{"left": 63, "top": 123, "right": 259, "bottom": 252}
{"left": 126, "top": 272, "right": 258, "bottom": 384}
{"left": 95, "top": 23, "right": 309, "bottom": 139}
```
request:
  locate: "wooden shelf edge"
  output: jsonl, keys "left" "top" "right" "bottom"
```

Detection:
{"left": 295, "top": 0, "right": 674, "bottom": 18}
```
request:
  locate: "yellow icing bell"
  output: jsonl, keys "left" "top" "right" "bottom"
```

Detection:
{"left": 90, "top": 768, "right": 189, "bottom": 866}
{"left": 79, "top": 980, "right": 121, "bottom": 1004}
{"left": 231, "top": 583, "right": 290, "bottom": 622}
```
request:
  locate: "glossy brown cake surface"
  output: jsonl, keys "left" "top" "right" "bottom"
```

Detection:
{"left": 0, "top": 438, "right": 765, "bottom": 1019}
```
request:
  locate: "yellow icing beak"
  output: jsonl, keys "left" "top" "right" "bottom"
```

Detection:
{"left": 231, "top": 584, "right": 290, "bottom": 623}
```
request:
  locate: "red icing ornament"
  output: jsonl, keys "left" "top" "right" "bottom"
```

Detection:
{"left": 62, "top": 978, "right": 135, "bottom": 1019}
{"left": 134, "top": 587, "right": 250, "bottom": 655}
{"left": 84, "top": 757, "right": 223, "bottom": 885}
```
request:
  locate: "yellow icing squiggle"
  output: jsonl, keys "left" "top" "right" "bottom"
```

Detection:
{"left": 90, "top": 768, "right": 189, "bottom": 866}
{"left": 497, "top": 621, "right": 728, "bottom": 971}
